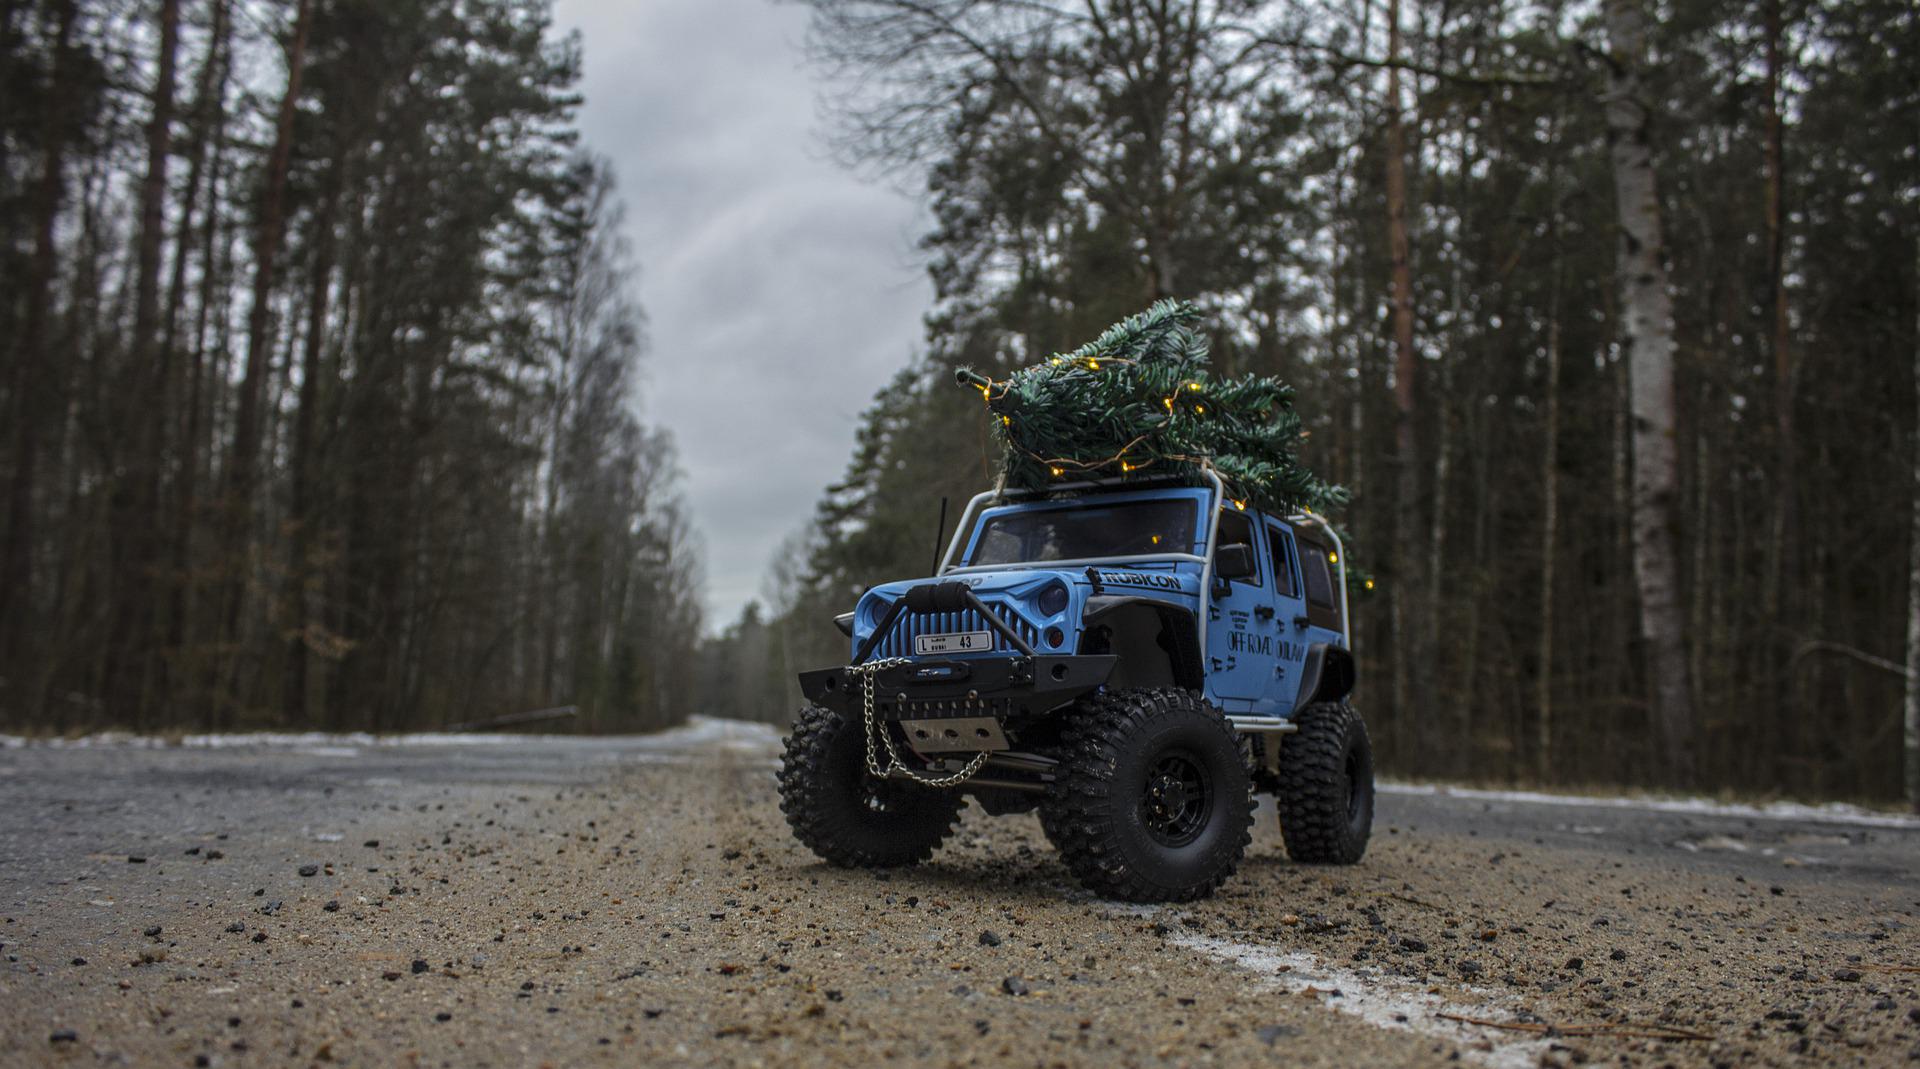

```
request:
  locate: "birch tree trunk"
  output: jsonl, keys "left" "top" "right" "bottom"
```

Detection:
{"left": 1385, "top": 0, "right": 1421, "bottom": 755}
{"left": 1906, "top": 232, "right": 1920, "bottom": 813}
{"left": 1603, "top": 0, "right": 1697, "bottom": 783}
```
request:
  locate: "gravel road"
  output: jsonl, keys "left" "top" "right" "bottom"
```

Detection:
{"left": 2, "top": 721, "right": 1915, "bottom": 1068}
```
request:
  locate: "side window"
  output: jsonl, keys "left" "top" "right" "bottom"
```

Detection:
{"left": 1214, "top": 509, "right": 1262, "bottom": 587}
{"left": 1299, "top": 539, "right": 1335, "bottom": 607}
{"left": 1266, "top": 524, "right": 1299, "bottom": 598}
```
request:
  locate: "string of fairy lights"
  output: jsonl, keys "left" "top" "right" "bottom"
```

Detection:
{"left": 953, "top": 299, "right": 1374, "bottom": 592}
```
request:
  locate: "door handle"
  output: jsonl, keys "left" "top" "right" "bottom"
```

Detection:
{"left": 1292, "top": 614, "right": 1310, "bottom": 629}
{"left": 1254, "top": 605, "right": 1274, "bottom": 621}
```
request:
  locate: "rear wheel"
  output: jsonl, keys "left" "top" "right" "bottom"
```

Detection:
{"left": 1275, "top": 701, "right": 1373, "bottom": 864}
{"left": 1039, "top": 688, "right": 1253, "bottom": 902}
{"left": 778, "top": 705, "right": 963, "bottom": 868}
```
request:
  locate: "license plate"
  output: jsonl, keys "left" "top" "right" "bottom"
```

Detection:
{"left": 914, "top": 630, "right": 994, "bottom": 655}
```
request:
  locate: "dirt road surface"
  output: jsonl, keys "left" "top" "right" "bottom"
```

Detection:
{"left": 2, "top": 721, "right": 1916, "bottom": 1068}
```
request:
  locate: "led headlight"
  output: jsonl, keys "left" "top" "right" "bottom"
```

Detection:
{"left": 1036, "top": 582, "right": 1069, "bottom": 617}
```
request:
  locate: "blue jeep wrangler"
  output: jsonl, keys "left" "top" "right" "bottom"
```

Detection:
{"left": 778, "top": 470, "right": 1371, "bottom": 902}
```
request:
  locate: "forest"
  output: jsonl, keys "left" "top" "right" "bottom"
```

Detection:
{"left": 5, "top": 0, "right": 1918, "bottom": 807}
{"left": 0, "top": 0, "right": 704, "bottom": 736}
{"left": 697, "top": 0, "right": 1920, "bottom": 807}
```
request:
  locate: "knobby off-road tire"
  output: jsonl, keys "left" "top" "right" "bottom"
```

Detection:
{"left": 1276, "top": 701, "right": 1374, "bottom": 864}
{"left": 1039, "top": 688, "right": 1254, "bottom": 903}
{"left": 778, "top": 704, "right": 963, "bottom": 868}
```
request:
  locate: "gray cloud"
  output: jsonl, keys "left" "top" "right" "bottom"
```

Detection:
{"left": 552, "top": 0, "right": 931, "bottom": 631}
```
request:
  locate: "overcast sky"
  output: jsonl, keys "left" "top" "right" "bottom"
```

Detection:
{"left": 551, "top": 0, "right": 932, "bottom": 633}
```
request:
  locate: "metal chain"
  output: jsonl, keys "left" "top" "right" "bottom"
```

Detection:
{"left": 847, "top": 657, "right": 990, "bottom": 788}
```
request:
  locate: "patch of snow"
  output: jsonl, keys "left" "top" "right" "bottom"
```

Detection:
{"left": 1381, "top": 782, "right": 1920, "bottom": 830}
{"left": 1169, "top": 930, "right": 1551, "bottom": 1069}
{"left": 628, "top": 715, "right": 782, "bottom": 756}
{"left": 0, "top": 715, "right": 786, "bottom": 757}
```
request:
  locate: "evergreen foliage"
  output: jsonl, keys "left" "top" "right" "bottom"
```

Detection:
{"left": 959, "top": 300, "right": 1346, "bottom": 515}
{"left": 758, "top": 0, "right": 1920, "bottom": 802}
{"left": 0, "top": 0, "right": 702, "bottom": 734}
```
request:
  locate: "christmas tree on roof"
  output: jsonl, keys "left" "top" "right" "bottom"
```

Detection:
{"left": 956, "top": 300, "right": 1346, "bottom": 516}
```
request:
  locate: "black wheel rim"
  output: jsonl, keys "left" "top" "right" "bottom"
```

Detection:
{"left": 1139, "top": 751, "right": 1211, "bottom": 847}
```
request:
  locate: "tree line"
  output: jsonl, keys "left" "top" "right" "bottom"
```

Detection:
{"left": 706, "top": 0, "right": 1920, "bottom": 807}
{"left": 0, "top": 0, "right": 703, "bottom": 735}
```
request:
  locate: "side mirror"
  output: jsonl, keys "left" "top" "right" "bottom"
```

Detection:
{"left": 1215, "top": 543, "right": 1257, "bottom": 582}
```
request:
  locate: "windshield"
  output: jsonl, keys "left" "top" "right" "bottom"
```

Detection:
{"left": 968, "top": 499, "right": 1198, "bottom": 566}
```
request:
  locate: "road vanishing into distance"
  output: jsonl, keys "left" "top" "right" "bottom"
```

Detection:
{"left": 2, "top": 721, "right": 1915, "bottom": 1067}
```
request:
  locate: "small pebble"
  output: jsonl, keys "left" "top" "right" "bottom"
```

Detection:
{"left": 298, "top": 864, "right": 319, "bottom": 877}
{"left": 411, "top": 959, "right": 429, "bottom": 974}
{"left": 435, "top": 1012, "right": 452, "bottom": 1022}
{"left": 1609, "top": 949, "right": 1627, "bottom": 962}
{"left": 978, "top": 930, "right": 1002, "bottom": 947}
{"left": 1255, "top": 1024, "right": 1301, "bottom": 1045}
{"left": 126, "top": 856, "right": 145, "bottom": 864}
{"left": 143, "top": 925, "right": 162, "bottom": 938}
{"left": 1001, "top": 976, "right": 1029, "bottom": 996}
{"left": 70, "top": 957, "right": 86, "bottom": 966}
{"left": 50, "top": 1030, "right": 77, "bottom": 1044}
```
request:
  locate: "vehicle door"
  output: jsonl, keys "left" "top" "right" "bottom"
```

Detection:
{"left": 1204, "top": 508, "right": 1282, "bottom": 709}
{"left": 1260, "top": 521, "right": 1314, "bottom": 712}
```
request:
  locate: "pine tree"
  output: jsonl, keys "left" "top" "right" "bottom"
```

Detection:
{"left": 957, "top": 300, "right": 1345, "bottom": 516}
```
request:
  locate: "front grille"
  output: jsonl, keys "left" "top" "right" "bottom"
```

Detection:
{"left": 872, "top": 602, "right": 1040, "bottom": 658}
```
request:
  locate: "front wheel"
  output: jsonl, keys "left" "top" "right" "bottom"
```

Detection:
{"left": 1039, "top": 689, "right": 1253, "bottom": 902}
{"left": 778, "top": 705, "right": 963, "bottom": 868}
{"left": 1275, "top": 701, "right": 1374, "bottom": 864}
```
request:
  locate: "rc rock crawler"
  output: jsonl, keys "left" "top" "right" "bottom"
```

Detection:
{"left": 778, "top": 470, "right": 1372, "bottom": 902}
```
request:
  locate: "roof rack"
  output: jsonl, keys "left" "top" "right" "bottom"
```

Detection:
{"left": 992, "top": 473, "right": 1208, "bottom": 500}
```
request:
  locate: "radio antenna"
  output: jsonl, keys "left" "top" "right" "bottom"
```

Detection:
{"left": 930, "top": 497, "right": 950, "bottom": 575}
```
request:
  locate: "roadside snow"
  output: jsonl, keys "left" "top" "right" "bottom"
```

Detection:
{"left": 4, "top": 719, "right": 1909, "bottom": 829}
{"left": 1167, "top": 929, "right": 1549, "bottom": 1069}
{"left": 1379, "top": 782, "right": 1920, "bottom": 830}
{"left": 0, "top": 714, "right": 784, "bottom": 756}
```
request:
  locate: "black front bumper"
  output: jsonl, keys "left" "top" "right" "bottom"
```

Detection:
{"left": 798, "top": 654, "right": 1117, "bottom": 722}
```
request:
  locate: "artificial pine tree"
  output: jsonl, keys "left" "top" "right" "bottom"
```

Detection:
{"left": 956, "top": 300, "right": 1346, "bottom": 516}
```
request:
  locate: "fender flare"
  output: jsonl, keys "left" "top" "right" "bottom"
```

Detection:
{"left": 1292, "top": 642, "right": 1356, "bottom": 714}
{"left": 1083, "top": 595, "right": 1203, "bottom": 691}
